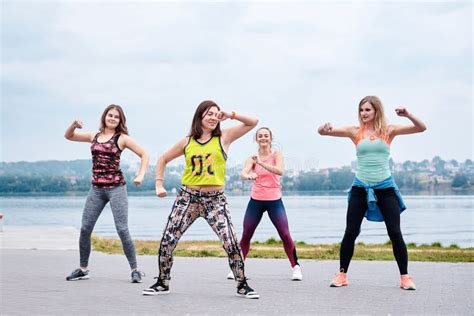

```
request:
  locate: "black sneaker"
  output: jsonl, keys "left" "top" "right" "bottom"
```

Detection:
{"left": 131, "top": 270, "right": 145, "bottom": 283}
{"left": 237, "top": 278, "right": 259, "bottom": 299}
{"left": 142, "top": 277, "right": 170, "bottom": 295}
{"left": 66, "top": 268, "right": 90, "bottom": 281}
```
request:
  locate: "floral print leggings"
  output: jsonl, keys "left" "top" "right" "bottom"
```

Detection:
{"left": 158, "top": 186, "right": 246, "bottom": 283}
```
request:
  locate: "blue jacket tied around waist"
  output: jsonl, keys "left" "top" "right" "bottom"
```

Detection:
{"left": 348, "top": 176, "right": 406, "bottom": 222}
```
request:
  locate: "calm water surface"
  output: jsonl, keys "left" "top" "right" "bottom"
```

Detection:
{"left": 1, "top": 195, "right": 472, "bottom": 247}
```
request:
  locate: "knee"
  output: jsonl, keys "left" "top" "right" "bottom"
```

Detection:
{"left": 80, "top": 226, "right": 93, "bottom": 237}
{"left": 159, "top": 242, "right": 173, "bottom": 256}
{"left": 279, "top": 231, "right": 292, "bottom": 243}
{"left": 240, "top": 231, "right": 252, "bottom": 243}
{"left": 116, "top": 226, "right": 130, "bottom": 237}
{"left": 223, "top": 242, "right": 241, "bottom": 256}
{"left": 343, "top": 229, "right": 360, "bottom": 241}
{"left": 388, "top": 230, "right": 403, "bottom": 242}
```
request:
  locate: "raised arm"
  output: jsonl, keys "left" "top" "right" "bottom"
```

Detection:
{"left": 254, "top": 151, "right": 284, "bottom": 176}
{"left": 119, "top": 135, "right": 150, "bottom": 186}
{"left": 64, "top": 120, "right": 95, "bottom": 142}
{"left": 318, "top": 123, "right": 358, "bottom": 140}
{"left": 219, "top": 111, "right": 258, "bottom": 150}
{"left": 154, "top": 137, "right": 188, "bottom": 197}
{"left": 388, "top": 107, "right": 427, "bottom": 141}
{"left": 240, "top": 157, "right": 257, "bottom": 180}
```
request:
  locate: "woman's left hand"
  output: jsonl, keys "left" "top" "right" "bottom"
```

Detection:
{"left": 133, "top": 174, "right": 144, "bottom": 186}
{"left": 395, "top": 107, "right": 410, "bottom": 117}
{"left": 251, "top": 155, "right": 261, "bottom": 165}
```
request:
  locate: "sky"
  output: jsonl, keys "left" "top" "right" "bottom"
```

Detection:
{"left": 1, "top": 0, "right": 472, "bottom": 170}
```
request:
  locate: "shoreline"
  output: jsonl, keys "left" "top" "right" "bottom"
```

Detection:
{"left": 92, "top": 236, "right": 474, "bottom": 262}
{"left": 1, "top": 190, "right": 474, "bottom": 197}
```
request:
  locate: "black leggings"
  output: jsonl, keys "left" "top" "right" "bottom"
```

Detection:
{"left": 340, "top": 186, "right": 408, "bottom": 275}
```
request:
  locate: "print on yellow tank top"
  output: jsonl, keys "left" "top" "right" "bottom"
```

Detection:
{"left": 181, "top": 136, "right": 227, "bottom": 186}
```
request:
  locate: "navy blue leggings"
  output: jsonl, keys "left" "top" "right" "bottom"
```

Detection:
{"left": 240, "top": 198, "right": 299, "bottom": 267}
{"left": 340, "top": 186, "right": 408, "bottom": 274}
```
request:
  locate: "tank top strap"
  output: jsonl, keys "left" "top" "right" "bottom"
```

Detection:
{"left": 92, "top": 132, "right": 100, "bottom": 143}
{"left": 113, "top": 133, "right": 122, "bottom": 151}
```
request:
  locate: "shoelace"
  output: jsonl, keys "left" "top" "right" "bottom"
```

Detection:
{"left": 402, "top": 276, "right": 413, "bottom": 285}
{"left": 150, "top": 276, "right": 168, "bottom": 288}
{"left": 238, "top": 278, "right": 254, "bottom": 292}
{"left": 334, "top": 273, "right": 346, "bottom": 284}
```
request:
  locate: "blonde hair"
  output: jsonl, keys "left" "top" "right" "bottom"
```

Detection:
{"left": 358, "top": 96, "right": 387, "bottom": 135}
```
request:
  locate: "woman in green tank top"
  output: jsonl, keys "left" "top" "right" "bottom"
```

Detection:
{"left": 142, "top": 100, "right": 260, "bottom": 299}
{"left": 318, "top": 95, "right": 426, "bottom": 290}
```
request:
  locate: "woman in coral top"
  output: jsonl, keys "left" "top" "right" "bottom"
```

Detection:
{"left": 227, "top": 127, "right": 302, "bottom": 281}
{"left": 318, "top": 96, "right": 426, "bottom": 290}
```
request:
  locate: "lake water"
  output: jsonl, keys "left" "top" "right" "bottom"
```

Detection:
{"left": 1, "top": 195, "right": 473, "bottom": 247}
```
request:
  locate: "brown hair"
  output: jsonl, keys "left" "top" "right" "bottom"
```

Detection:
{"left": 255, "top": 127, "right": 273, "bottom": 148}
{"left": 100, "top": 104, "right": 129, "bottom": 135}
{"left": 358, "top": 96, "right": 387, "bottom": 135}
{"left": 188, "top": 100, "right": 222, "bottom": 139}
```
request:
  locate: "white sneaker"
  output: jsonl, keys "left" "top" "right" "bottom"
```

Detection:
{"left": 291, "top": 264, "right": 303, "bottom": 281}
{"left": 227, "top": 271, "right": 234, "bottom": 280}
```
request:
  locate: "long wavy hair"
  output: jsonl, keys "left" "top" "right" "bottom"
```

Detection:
{"left": 188, "top": 100, "right": 222, "bottom": 139}
{"left": 358, "top": 96, "right": 387, "bottom": 135}
{"left": 100, "top": 104, "right": 129, "bottom": 135}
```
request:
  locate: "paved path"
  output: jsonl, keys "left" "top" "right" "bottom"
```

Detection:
{"left": 1, "top": 227, "right": 473, "bottom": 315}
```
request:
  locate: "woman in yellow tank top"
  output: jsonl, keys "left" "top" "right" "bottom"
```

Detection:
{"left": 142, "top": 100, "right": 260, "bottom": 299}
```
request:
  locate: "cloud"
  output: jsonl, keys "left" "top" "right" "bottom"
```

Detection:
{"left": 1, "top": 1, "right": 472, "bottom": 167}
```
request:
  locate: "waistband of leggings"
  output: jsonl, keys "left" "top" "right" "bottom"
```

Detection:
{"left": 179, "top": 185, "right": 224, "bottom": 197}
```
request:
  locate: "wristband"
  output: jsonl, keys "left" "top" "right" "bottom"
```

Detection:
{"left": 230, "top": 111, "right": 236, "bottom": 120}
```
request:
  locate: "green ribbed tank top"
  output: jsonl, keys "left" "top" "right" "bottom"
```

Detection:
{"left": 355, "top": 128, "right": 391, "bottom": 184}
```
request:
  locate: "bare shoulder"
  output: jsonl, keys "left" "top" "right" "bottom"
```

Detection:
{"left": 119, "top": 133, "right": 130, "bottom": 140}
{"left": 273, "top": 150, "right": 284, "bottom": 158}
{"left": 176, "top": 136, "right": 190, "bottom": 149}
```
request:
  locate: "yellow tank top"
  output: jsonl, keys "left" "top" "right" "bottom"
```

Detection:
{"left": 181, "top": 136, "right": 227, "bottom": 186}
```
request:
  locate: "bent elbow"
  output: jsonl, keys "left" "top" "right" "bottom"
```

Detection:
{"left": 252, "top": 118, "right": 259, "bottom": 127}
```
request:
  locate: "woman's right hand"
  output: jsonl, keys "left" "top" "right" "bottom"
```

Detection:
{"left": 247, "top": 172, "right": 258, "bottom": 180}
{"left": 155, "top": 184, "right": 167, "bottom": 198}
{"left": 72, "top": 120, "right": 83, "bottom": 129}
{"left": 318, "top": 122, "right": 333, "bottom": 135}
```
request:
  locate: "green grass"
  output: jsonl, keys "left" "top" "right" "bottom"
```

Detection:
{"left": 92, "top": 236, "right": 474, "bottom": 263}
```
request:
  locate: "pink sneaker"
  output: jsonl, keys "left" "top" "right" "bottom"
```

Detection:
{"left": 330, "top": 272, "right": 349, "bottom": 287}
{"left": 400, "top": 274, "right": 416, "bottom": 290}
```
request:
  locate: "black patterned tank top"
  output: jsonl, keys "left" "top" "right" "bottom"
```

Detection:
{"left": 90, "top": 133, "right": 126, "bottom": 188}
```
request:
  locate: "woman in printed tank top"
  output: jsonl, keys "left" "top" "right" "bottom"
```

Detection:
{"left": 226, "top": 127, "right": 302, "bottom": 281}
{"left": 142, "top": 100, "right": 261, "bottom": 299}
{"left": 64, "top": 104, "right": 149, "bottom": 283}
{"left": 318, "top": 96, "right": 426, "bottom": 290}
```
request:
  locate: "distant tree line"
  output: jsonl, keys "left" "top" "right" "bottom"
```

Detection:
{"left": 0, "top": 157, "right": 472, "bottom": 194}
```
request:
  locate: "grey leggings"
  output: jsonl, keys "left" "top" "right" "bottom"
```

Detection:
{"left": 79, "top": 185, "right": 137, "bottom": 269}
